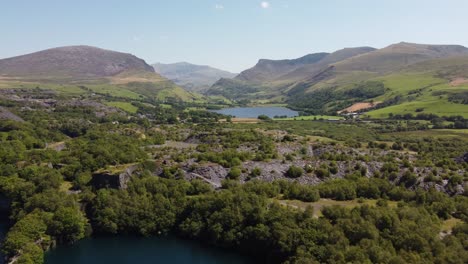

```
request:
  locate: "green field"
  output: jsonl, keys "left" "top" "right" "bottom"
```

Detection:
{"left": 388, "top": 129, "right": 468, "bottom": 141}
{"left": 0, "top": 81, "right": 87, "bottom": 96}
{"left": 105, "top": 101, "right": 138, "bottom": 113}
{"left": 278, "top": 198, "right": 398, "bottom": 217}
{"left": 365, "top": 73, "right": 468, "bottom": 118}
{"left": 86, "top": 84, "right": 144, "bottom": 99}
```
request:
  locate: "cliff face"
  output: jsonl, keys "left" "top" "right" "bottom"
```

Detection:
{"left": 91, "top": 164, "right": 139, "bottom": 189}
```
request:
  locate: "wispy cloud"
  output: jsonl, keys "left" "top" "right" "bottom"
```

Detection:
{"left": 260, "top": 1, "right": 270, "bottom": 9}
{"left": 132, "top": 36, "right": 142, "bottom": 42}
{"left": 215, "top": 4, "right": 224, "bottom": 10}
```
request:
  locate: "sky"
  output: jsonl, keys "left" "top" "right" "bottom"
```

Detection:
{"left": 1, "top": 0, "right": 468, "bottom": 72}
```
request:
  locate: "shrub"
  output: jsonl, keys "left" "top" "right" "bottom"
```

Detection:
{"left": 250, "top": 167, "right": 262, "bottom": 177}
{"left": 227, "top": 167, "right": 242, "bottom": 180}
{"left": 286, "top": 165, "right": 303, "bottom": 178}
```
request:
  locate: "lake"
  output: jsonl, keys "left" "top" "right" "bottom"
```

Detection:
{"left": 45, "top": 236, "right": 254, "bottom": 264}
{"left": 211, "top": 106, "right": 298, "bottom": 118}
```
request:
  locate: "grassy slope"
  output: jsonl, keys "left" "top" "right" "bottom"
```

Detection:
{"left": 0, "top": 80, "right": 87, "bottom": 96}
{"left": 0, "top": 71, "right": 202, "bottom": 103}
{"left": 365, "top": 73, "right": 468, "bottom": 118}
{"left": 299, "top": 62, "right": 467, "bottom": 118}
{"left": 278, "top": 199, "right": 398, "bottom": 217}
{"left": 105, "top": 102, "right": 138, "bottom": 113}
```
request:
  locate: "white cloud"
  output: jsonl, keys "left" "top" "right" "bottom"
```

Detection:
{"left": 260, "top": 1, "right": 270, "bottom": 9}
{"left": 215, "top": 4, "right": 224, "bottom": 10}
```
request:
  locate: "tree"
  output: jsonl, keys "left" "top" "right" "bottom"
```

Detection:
{"left": 48, "top": 207, "right": 87, "bottom": 244}
{"left": 258, "top": 115, "right": 271, "bottom": 121}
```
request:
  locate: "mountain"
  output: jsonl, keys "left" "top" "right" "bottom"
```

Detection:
{"left": 334, "top": 42, "right": 468, "bottom": 73}
{"left": 152, "top": 62, "right": 236, "bottom": 92}
{"left": 207, "top": 42, "right": 468, "bottom": 118}
{"left": 235, "top": 47, "right": 377, "bottom": 84}
{"left": 235, "top": 53, "right": 329, "bottom": 83}
{"left": 0, "top": 46, "right": 198, "bottom": 101}
{"left": 208, "top": 47, "right": 376, "bottom": 100}
{"left": 0, "top": 46, "right": 155, "bottom": 79}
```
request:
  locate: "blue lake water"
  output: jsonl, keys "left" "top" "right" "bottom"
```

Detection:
{"left": 211, "top": 106, "right": 298, "bottom": 118}
{"left": 45, "top": 236, "right": 254, "bottom": 264}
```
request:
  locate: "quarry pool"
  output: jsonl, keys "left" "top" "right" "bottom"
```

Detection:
{"left": 45, "top": 236, "right": 253, "bottom": 264}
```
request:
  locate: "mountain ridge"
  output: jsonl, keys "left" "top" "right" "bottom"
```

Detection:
{"left": 207, "top": 42, "right": 468, "bottom": 117}
{"left": 152, "top": 62, "right": 236, "bottom": 92}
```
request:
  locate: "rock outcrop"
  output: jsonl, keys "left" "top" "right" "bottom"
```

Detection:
{"left": 91, "top": 164, "right": 139, "bottom": 189}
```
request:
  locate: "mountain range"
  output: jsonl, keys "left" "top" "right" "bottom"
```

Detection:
{"left": 208, "top": 42, "right": 468, "bottom": 117}
{"left": 152, "top": 62, "right": 236, "bottom": 92}
{"left": 0, "top": 42, "right": 467, "bottom": 118}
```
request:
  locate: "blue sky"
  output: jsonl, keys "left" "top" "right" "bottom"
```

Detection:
{"left": 1, "top": 0, "right": 468, "bottom": 72}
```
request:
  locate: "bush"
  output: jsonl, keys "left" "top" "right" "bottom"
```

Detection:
{"left": 258, "top": 115, "right": 271, "bottom": 121}
{"left": 286, "top": 165, "right": 303, "bottom": 178}
{"left": 250, "top": 167, "right": 262, "bottom": 177}
{"left": 315, "top": 168, "right": 330, "bottom": 178}
{"left": 227, "top": 167, "right": 242, "bottom": 180}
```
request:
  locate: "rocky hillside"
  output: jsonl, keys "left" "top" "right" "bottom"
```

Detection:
{"left": 152, "top": 62, "right": 236, "bottom": 92}
{"left": 235, "top": 47, "right": 376, "bottom": 84}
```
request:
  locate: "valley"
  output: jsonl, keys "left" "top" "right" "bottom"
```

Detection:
{"left": 0, "top": 43, "right": 467, "bottom": 264}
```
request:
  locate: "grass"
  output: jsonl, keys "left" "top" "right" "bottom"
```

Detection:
{"left": 159, "top": 104, "right": 173, "bottom": 109}
{"left": 388, "top": 129, "right": 468, "bottom": 141}
{"left": 105, "top": 101, "right": 138, "bottom": 113}
{"left": 364, "top": 73, "right": 468, "bottom": 118}
{"left": 306, "top": 136, "right": 337, "bottom": 142}
{"left": 59, "top": 181, "right": 73, "bottom": 193}
{"left": 0, "top": 78, "right": 200, "bottom": 103}
{"left": 95, "top": 163, "right": 137, "bottom": 174}
{"left": 277, "top": 198, "right": 398, "bottom": 217}
{"left": 86, "top": 84, "right": 143, "bottom": 99}
{"left": 366, "top": 98, "right": 468, "bottom": 118}
{"left": 441, "top": 218, "right": 463, "bottom": 233}
{"left": 0, "top": 80, "right": 87, "bottom": 96}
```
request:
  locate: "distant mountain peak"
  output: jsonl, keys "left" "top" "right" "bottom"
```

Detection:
{"left": 152, "top": 62, "right": 236, "bottom": 92}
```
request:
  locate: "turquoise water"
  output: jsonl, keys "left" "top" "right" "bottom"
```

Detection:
{"left": 211, "top": 106, "right": 298, "bottom": 118}
{"left": 45, "top": 236, "right": 254, "bottom": 264}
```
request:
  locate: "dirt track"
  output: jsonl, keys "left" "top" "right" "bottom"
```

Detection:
{"left": 450, "top": 78, "right": 468, "bottom": 86}
{"left": 338, "top": 102, "right": 381, "bottom": 113}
